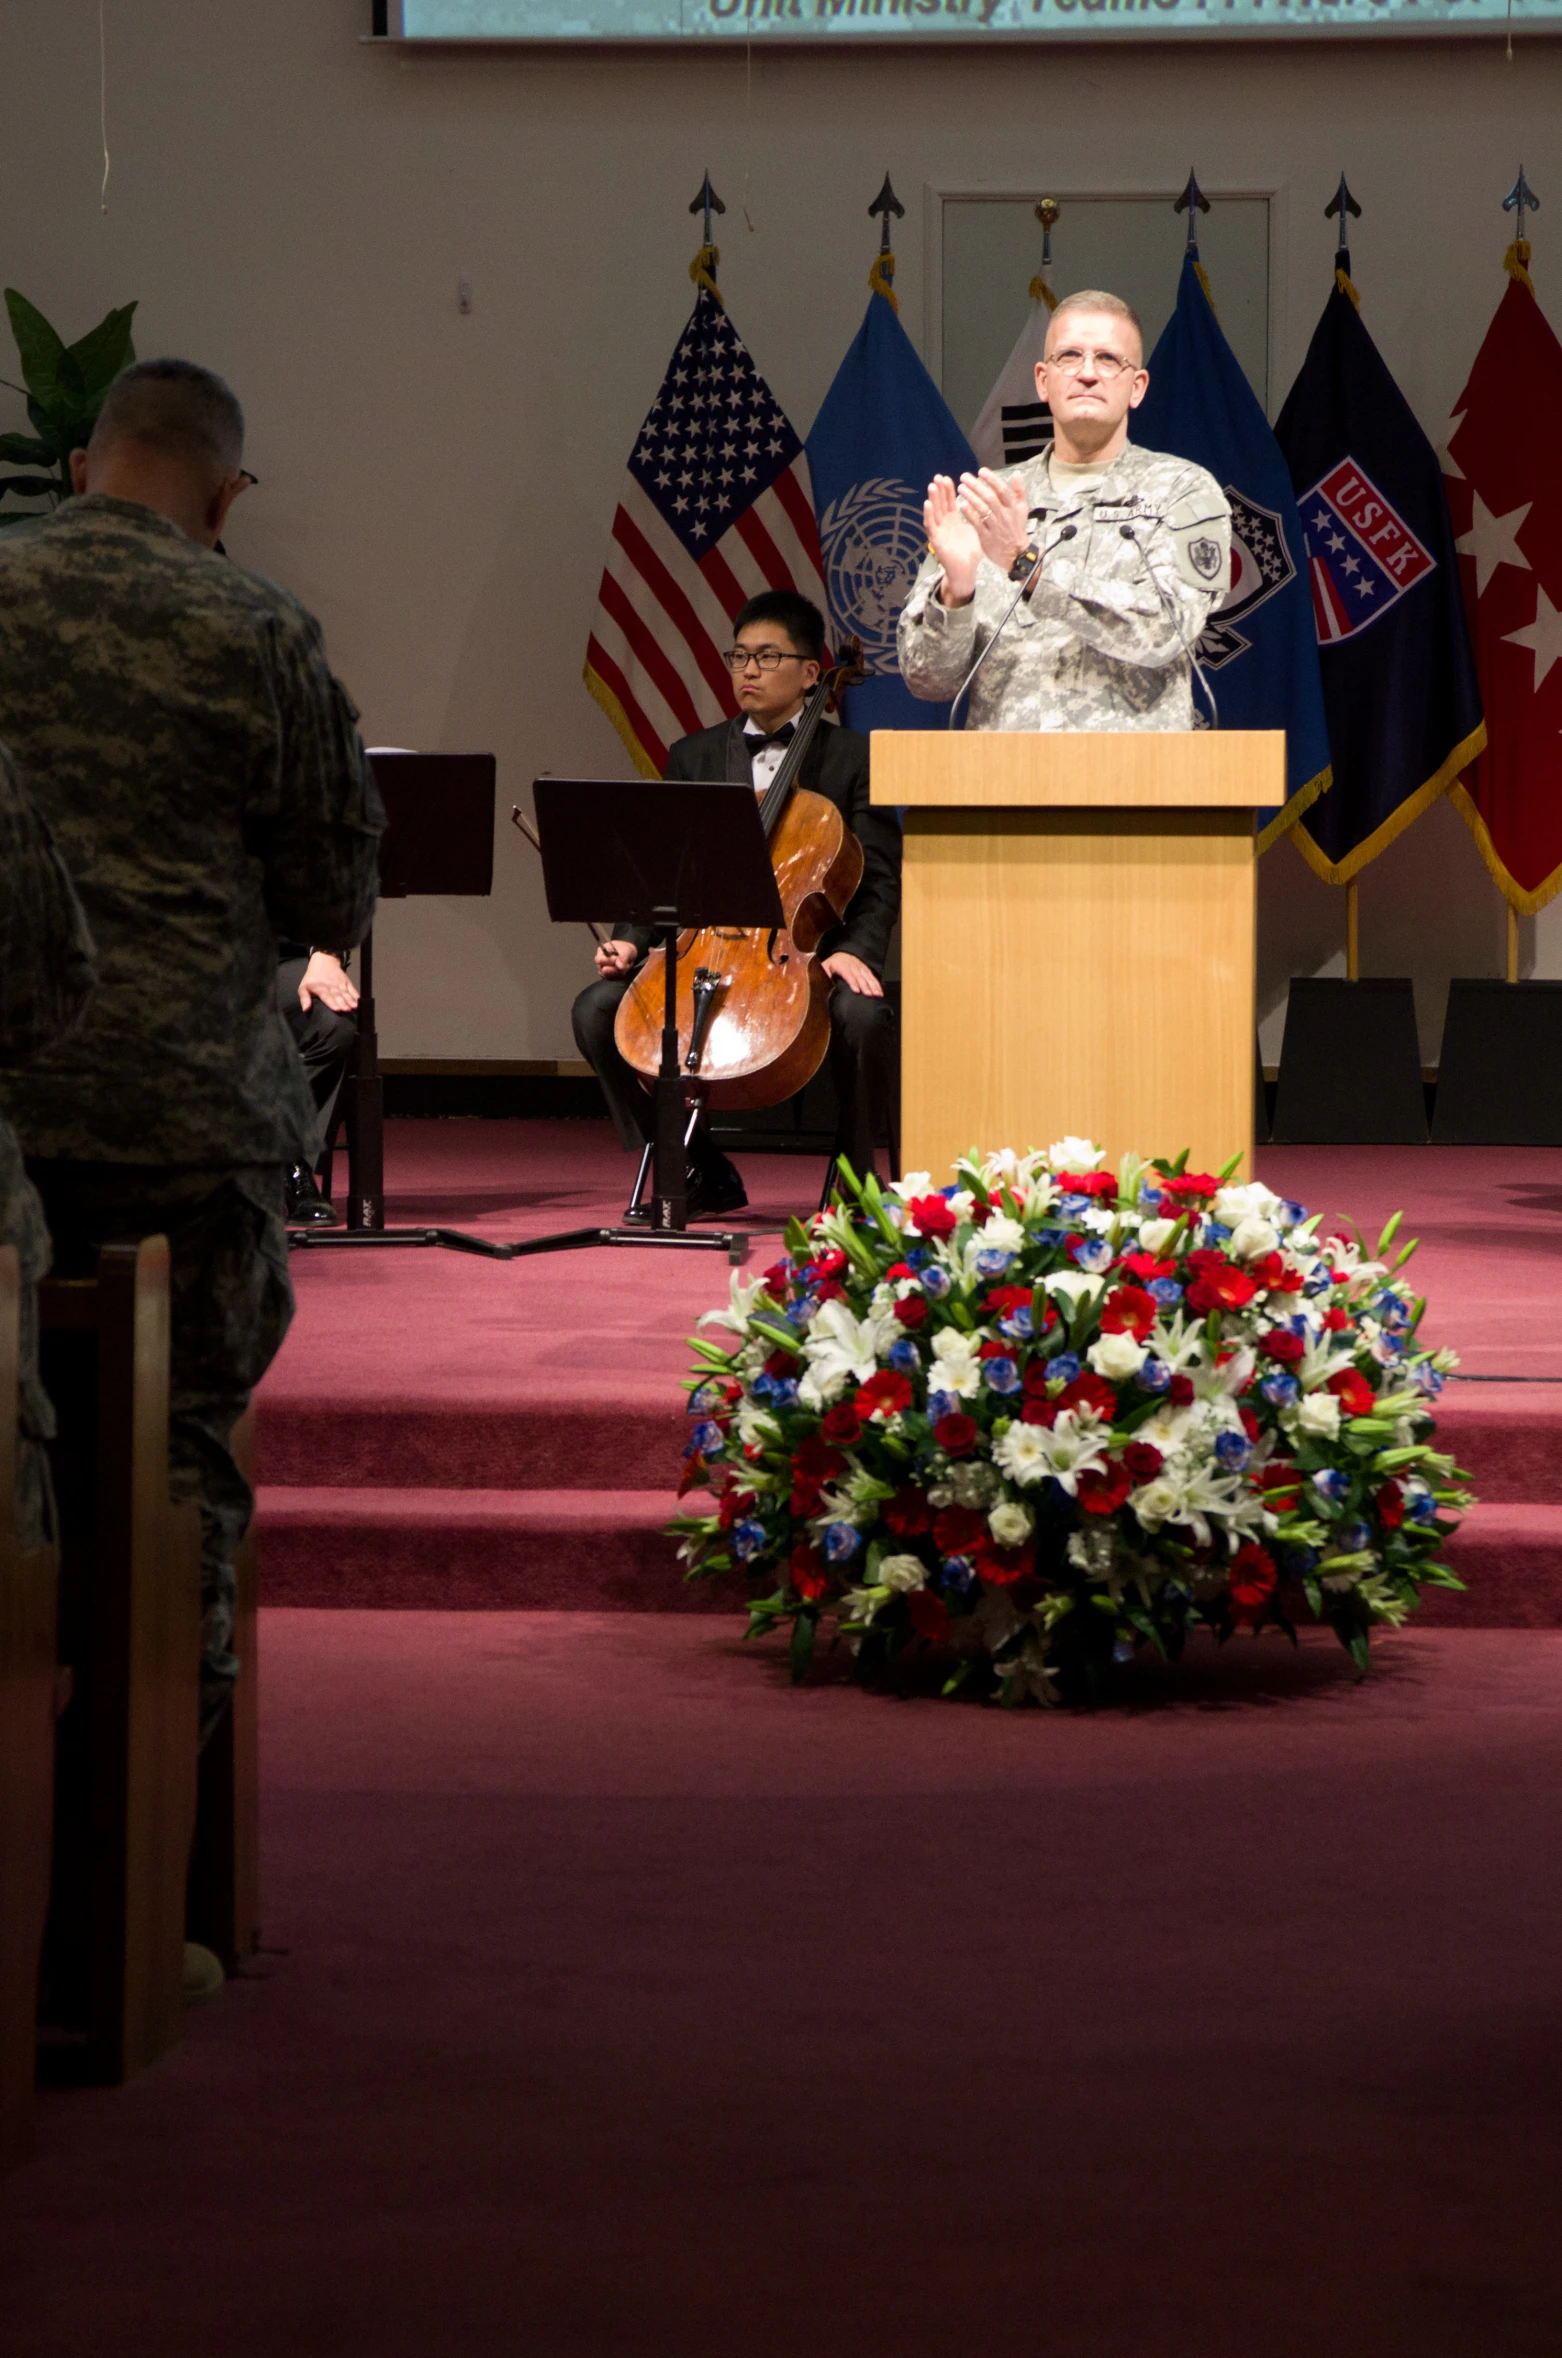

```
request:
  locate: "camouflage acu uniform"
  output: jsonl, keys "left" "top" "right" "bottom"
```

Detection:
{"left": 898, "top": 442, "right": 1232, "bottom": 731}
{"left": 0, "top": 746, "right": 97, "bottom": 1552}
{"left": 0, "top": 495, "right": 382, "bottom": 1736}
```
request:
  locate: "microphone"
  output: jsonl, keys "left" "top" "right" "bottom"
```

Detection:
{"left": 945, "top": 509, "right": 1082, "bottom": 731}
{"left": 1118, "top": 522, "right": 1220, "bottom": 730}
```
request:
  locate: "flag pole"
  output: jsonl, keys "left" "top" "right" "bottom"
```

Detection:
{"left": 1330, "top": 173, "right": 1364, "bottom": 983}
{"left": 1501, "top": 165, "right": 1539, "bottom": 988}
{"left": 1032, "top": 196, "right": 1060, "bottom": 309}
{"left": 1346, "top": 878, "right": 1359, "bottom": 981}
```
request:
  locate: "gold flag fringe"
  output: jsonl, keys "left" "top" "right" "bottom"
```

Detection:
{"left": 582, "top": 660, "right": 662, "bottom": 781}
{"left": 1290, "top": 723, "right": 1487, "bottom": 886}
{"left": 1449, "top": 780, "right": 1562, "bottom": 916}
{"left": 1256, "top": 763, "right": 1332, "bottom": 857}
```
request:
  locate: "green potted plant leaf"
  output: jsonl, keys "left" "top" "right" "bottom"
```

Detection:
{"left": 0, "top": 289, "right": 137, "bottom": 531}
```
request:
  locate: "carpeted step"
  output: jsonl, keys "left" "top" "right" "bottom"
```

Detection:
{"left": 1420, "top": 1501, "right": 1562, "bottom": 1626}
{"left": 255, "top": 1398, "right": 688, "bottom": 1492}
{"left": 253, "top": 1485, "right": 746, "bottom": 1611}
{"left": 1431, "top": 1385, "right": 1562, "bottom": 1504}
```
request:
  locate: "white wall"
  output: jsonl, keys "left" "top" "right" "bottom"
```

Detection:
{"left": 1, "top": 1, "right": 1558, "bottom": 1064}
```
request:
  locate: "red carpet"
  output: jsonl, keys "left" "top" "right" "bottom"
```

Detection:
{"left": 3, "top": 1612, "right": 1561, "bottom": 2355}
{"left": 255, "top": 1123, "right": 1562, "bottom": 1621}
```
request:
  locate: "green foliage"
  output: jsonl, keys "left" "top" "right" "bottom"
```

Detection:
{"left": 0, "top": 289, "right": 137, "bottom": 525}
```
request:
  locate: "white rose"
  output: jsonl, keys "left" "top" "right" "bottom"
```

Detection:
{"left": 1213, "top": 1183, "right": 1281, "bottom": 1228}
{"left": 1046, "top": 1270, "right": 1108, "bottom": 1310}
{"left": 1295, "top": 1390, "right": 1341, "bottom": 1437}
{"left": 880, "top": 1553, "right": 928, "bottom": 1593}
{"left": 1137, "top": 1218, "right": 1177, "bottom": 1254}
{"left": 931, "top": 1328, "right": 983, "bottom": 1398}
{"left": 992, "top": 1421, "right": 1051, "bottom": 1487}
{"left": 988, "top": 1500, "right": 1034, "bottom": 1548}
{"left": 1049, "top": 1136, "right": 1105, "bottom": 1172}
{"left": 1089, "top": 1330, "right": 1147, "bottom": 1380}
{"left": 975, "top": 1213, "right": 1026, "bottom": 1256}
{"left": 1228, "top": 1216, "right": 1281, "bottom": 1263}
{"left": 1130, "top": 1477, "right": 1181, "bottom": 1530}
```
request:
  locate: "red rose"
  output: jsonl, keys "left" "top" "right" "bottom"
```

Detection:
{"left": 1228, "top": 1542, "right": 1278, "bottom": 1617}
{"left": 790, "top": 1542, "right": 828, "bottom": 1602}
{"left": 907, "top": 1588, "right": 952, "bottom": 1641}
{"left": 1159, "top": 1172, "right": 1221, "bottom": 1200}
{"left": 1321, "top": 1306, "right": 1351, "bottom": 1332}
{"left": 983, "top": 1284, "right": 1035, "bottom": 1315}
{"left": 763, "top": 1347, "right": 799, "bottom": 1377}
{"left": 762, "top": 1259, "right": 792, "bottom": 1293}
{"left": 969, "top": 1198, "right": 994, "bottom": 1228}
{"left": 893, "top": 1294, "right": 929, "bottom": 1329}
{"left": 1076, "top": 1460, "right": 1133, "bottom": 1516}
{"left": 1058, "top": 1371, "right": 1118, "bottom": 1422}
{"left": 1376, "top": 1478, "right": 1406, "bottom": 1530}
{"left": 933, "top": 1411, "right": 979, "bottom": 1455}
{"left": 933, "top": 1504, "right": 988, "bottom": 1555}
{"left": 884, "top": 1485, "right": 934, "bottom": 1536}
{"left": 717, "top": 1487, "right": 757, "bottom": 1530}
{"left": 1021, "top": 1397, "right": 1058, "bottom": 1428}
{"left": 905, "top": 1194, "right": 958, "bottom": 1239}
{"left": 820, "top": 1404, "right": 862, "bottom": 1445}
{"left": 790, "top": 1476, "right": 825, "bottom": 1517}
{"left": 855, "top": 1370, "right": 913, "bottom": 1421}
{"left": 884, "top": 1261, "right": 918, "bottom": 1281}
{"left": 1257, "top": 1458, "right": 1300, "bottom": 1497}
{"left": 1122, "top": 1441, "right": 1164, "bottom": 1483}
{"left": 1101, "top": 1283, "right": 1156, "bottom": 1341}
{"left": 792, "top": 1437, "right": 845, "bottom": 1480}
{"left": 973, "top": 1540, "right": 1033, "bottom": 1585}
{"left": 1121, "top": 1251, "right": 1176, "bottom": 1282}
{"left": 1239, "top": 1405, "right": 1260, "bottom": 1442}
{"left": 810, "top": 1249, "right": 848, "bottom": 1279}
{"left": 1328, "top": 1368, "right": 1376, "bottom": 1418}
{"left": 977, "top": 1337, "right": 1016, "bottom": 1360}
{"left": 1022, "top": 1360, "right": 1054, "bottom": 1395}
{"left": 1168, "top": 1373, "right": 1196, "bottom": 1407}
{"left": 813, "top": 1278, "right": 848, "bottom": 1305}
{"left": 678, "top": 1456, "right": 707, "bottom": 1496}
{"left": 1260, "top": 1328, "right": 1306, "bottom": 1364}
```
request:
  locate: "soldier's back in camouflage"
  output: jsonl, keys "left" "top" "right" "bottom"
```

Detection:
{"left": 0, "top": 360, "right": 382, "bottom": 1739}
{"left": 899, "top": 441, "right": 1232, "bottom": 731}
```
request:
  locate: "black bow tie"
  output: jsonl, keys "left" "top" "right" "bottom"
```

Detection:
{"left": 747, "top": 723, "right": 795, "bottom": 754}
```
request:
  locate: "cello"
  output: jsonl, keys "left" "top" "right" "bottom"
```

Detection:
{"left": 611, "top": 641, "right": 868, "bottom": 1111}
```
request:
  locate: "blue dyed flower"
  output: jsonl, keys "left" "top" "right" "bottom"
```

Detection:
{"left": 1405, "top": 1488, "right": 1439, "bottom": 1524}
{"left": 1057, "top": 1192, "right": 1092, "bottom": 1219}
{"left": 1279, "top": 1199, "right": 1308, "bottom": 1229}
{"left": 1375, "top": 1290, "right": 1411, "bottom": 1332}
{"left": 688, "top": 1383, "right": 724, "bottom": 1417}
{"left": 1137, "top": 1357, "right": 1171, "bottom": 1394}
{"left": 1277, "top": 1543, "right": 1318, "bottom": 1577}
{"left": 1412, "top": 1361, "right": 1445, "bottom": 1397}
{"left": 997, "top": 1304, "right": 1034, "bottom": 1342}
{"left": 1070, "top": 1237, "right": 1113, "bottom": 1273}
{"left": 1311, "top": 1468, "right": 1350, "bottom": 1503}
{"left": 984, "top": 1355, "right": 1022, "bottom": 1395}
{"left": 768, "top": 1378, "right": 799, "bottom": 1409}
{"left": 1112, "top": 1637, "right": 1135, "bottom": 1664}
{"left": 941, "top": 1554, "right": 977, "bottom": 1597}
{"left": 1148, "top": 1278, "right": 1183, "bottom": 1306}
{"left": 689, "top": 1418, "right": 727, "bottom": 1456}
{"left": 1048, "top": 1352, "right": 1082, "bottom": 1386}
{"left": 1260, "top": 1371, "right": 1300, "bottom": 1408}
{"left": 905, "top": 1246, "right": 931, "bottom": 1272}
{"left": 921, "top": 1265, "right": 952, "bottom": 1300}
{"left": 1214, "top": 1430, "right": 1252, "bottom": 1471}
{"left": 927, "top": 1387, "right": 959, "bottom": 1423}
{"left": 1031, "top": 1226, "right": 1066, "bottom": 1250}
{"left": 974, "top": 1248, "right": 1014, "bottom": 1280}
{"left": 1200, "top": 1220, "right": 1233, "bottom": 1246}
{"left": 888, "top": 1338, "right": 922, "bottom": 1378}
{"left": 1336, "top": 1519, "right": 1372, "bottom": 1554}
{"left": 1138, "top": 1185, "right": 1165, "bottom": 1213}
{"left": 823, "top": 1521, "right": 862, "bottom": 1564}
{"left": 1303, "top": 1268, "right": 1333, "bottom": 1297}
{"left": 732, "top": 1518, "right": 769, "bottom": 1561}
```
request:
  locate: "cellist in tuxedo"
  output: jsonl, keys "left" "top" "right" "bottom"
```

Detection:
{"left": 571, "top": 591, "right": 901, "bottom": 1221}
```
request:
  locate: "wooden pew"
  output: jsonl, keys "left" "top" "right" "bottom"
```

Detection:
{"left": 0, "top": 1246, "right": 60, "bottom": 2176}
{"left": 39, "top": 1238, "right": 201, "bottom": 2084}
{"left": 187, "top": 1404, "right": 260, "bottom": 1972}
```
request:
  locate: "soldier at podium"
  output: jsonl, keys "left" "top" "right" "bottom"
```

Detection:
{"left": 899, "top": 290, "right": 1231, "bottom": 730}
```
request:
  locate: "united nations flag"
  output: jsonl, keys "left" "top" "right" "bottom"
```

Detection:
{"left": 1135, "top": 250, "right": 1332, "bottom": 850}
{"left": 806, "top": 281, "right": 976, "bottom": 733}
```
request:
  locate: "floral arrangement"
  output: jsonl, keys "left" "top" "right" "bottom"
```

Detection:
{"left": 672, "top": 1143, "right": 1470, "bottom": 1705}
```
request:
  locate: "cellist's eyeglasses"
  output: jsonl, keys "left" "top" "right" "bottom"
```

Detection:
{"left": 722, "top": 646, "right": 807, "bottom": 673}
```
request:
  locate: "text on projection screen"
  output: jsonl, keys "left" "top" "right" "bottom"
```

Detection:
{"left": 399, "top": 0, "right": 1559, "bottom": 38}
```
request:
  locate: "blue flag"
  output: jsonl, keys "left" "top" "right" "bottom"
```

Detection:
{"left": 1135, "top": 252, "right": 1332, "bottom": 850}
{"left": 806, "top": 287, "right": 975, "bottom": 734}
{"left": 1273, "top": 280, "right": 1485, "bottom": 883}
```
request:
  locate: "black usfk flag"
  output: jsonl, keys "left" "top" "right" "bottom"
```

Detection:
{"left": 1274, "top": 279, "right": 1485, "bottom": 884}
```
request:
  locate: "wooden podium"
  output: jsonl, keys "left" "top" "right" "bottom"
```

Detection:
{"left": 872, "top": 731, "right": 1284, "bottom": 1185}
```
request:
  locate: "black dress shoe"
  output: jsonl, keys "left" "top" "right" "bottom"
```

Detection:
{"left": 285, "top": 1162, "right": 340, "bottom": 1226}
{"left": 622, "top": 1152, "right": 747, "bottom": 1226}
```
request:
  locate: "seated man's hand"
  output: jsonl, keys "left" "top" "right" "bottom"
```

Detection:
{"left": 595, "top": 938, "right": 640, "bottom": 977}
{"left": 821, "top": 951, "right": 882, "bottom": 999}
{"left": 298, "top": 951, "right": 359, "bottom": 1014}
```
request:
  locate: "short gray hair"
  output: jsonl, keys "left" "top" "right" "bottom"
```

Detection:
{"left": 1046, "top": 290, "right": 1144, "bottom": 353}
{"left": 90, "top": 359, "right": 245, "bottom": 481}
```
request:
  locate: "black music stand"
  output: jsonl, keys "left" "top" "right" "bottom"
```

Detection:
{"left": 292, "top": 751, "right": 512, "bottom": 1259}
{"left": 509, "top": 777, "right": 784, "bottom": 1262}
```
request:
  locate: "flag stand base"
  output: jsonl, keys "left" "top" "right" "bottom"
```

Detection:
{"left": 1271, "top": 977, "right": 1426, "bottom": 1144}
{"left": 1432, "top": 979, "right": 1562, "bottom": 1145}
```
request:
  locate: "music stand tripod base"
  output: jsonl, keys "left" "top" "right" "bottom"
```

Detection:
{"left": 290, "top": 1223, "right": 517, "bottom": 1260}
{"left": 505, "top": 1222, "right": 744, "bottom": 1263}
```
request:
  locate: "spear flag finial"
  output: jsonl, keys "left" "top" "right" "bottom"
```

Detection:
{"left": 1325, "top": 173, "right": 1362, "bottom": 276}
{"left": 1174, "top": 170, "right": 1210, "bottom": 254}
{"left": 689, "top": 172, "right": 725, "bottom": 251}
{"left": 869, "top": 173, "right": 905, "bottom": 256}
{"left": 1034, "top": 196, "right": 1059, "bottom": 270}
{"left": 1504, "top": 166, "right": 1541, "bottom": 235}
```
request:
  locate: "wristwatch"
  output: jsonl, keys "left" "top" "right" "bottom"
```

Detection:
{"left": 1008, "top": 546, "right": 1042, "bottom": 584}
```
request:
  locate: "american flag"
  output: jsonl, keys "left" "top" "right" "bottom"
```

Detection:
{"left": 584, "top": 285, "right": 827, "bottom": 778}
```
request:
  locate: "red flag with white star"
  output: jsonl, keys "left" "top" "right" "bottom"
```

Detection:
{"left": 1445, "top": 246, "right": 1562, "bottom": 911}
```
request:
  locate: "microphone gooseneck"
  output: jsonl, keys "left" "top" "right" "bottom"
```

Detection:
{"left": 945, "top": 512, "right": 1080, "bottom": 731}
{"left": 1118, "top": 521, "right": 1220, "bottom": 731}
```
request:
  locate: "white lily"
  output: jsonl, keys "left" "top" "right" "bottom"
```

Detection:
{"left": 697, "top": 1267, "right": 773, "bottom": 1337}
{"left": 930, "top": 1327, "right": 984, "bottom": 1398}
{"left": 1049, "top": 1135, "right": 1105, "bottom": 1171}
{"left": 797, "top": 1297, "right": 897, "bottom": 1408}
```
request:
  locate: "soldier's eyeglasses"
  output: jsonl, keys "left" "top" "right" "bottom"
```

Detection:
{"left": 723, "top": 646, "right": 805, "bottom": 673}
{"left": 1045, "top": 349, "right": 1133, "bottom": 379}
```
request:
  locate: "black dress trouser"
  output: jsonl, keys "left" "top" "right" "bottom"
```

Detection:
{"left": 571, "top": 968, "right": 896, "bottom": 1181}
{"left": 277, "top": 955, "right": 357, "bottom": 1146}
